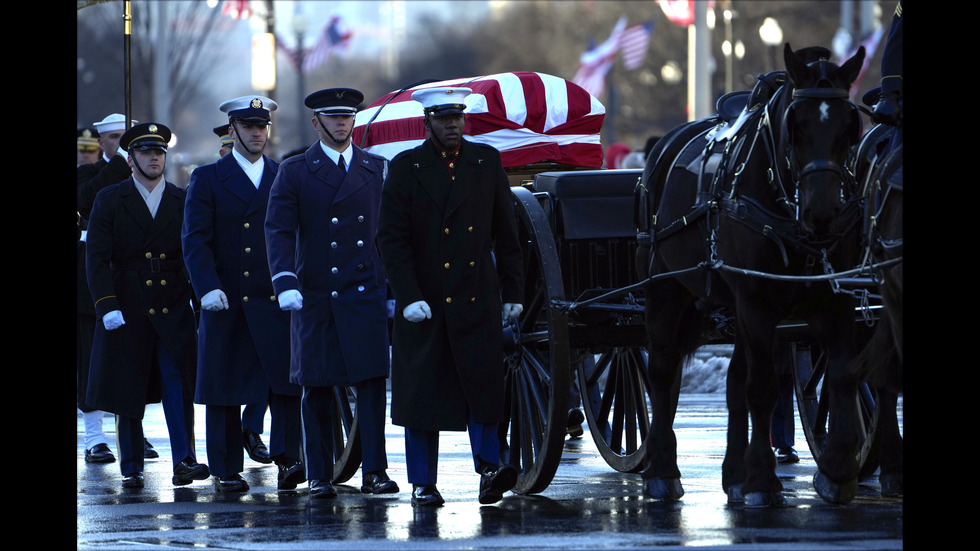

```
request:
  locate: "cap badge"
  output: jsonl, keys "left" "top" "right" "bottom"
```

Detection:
{"left": 148, "top": 124, "right": 159, "bottom": 133}
{"left": 335, "top": 90, "right": 346, "bottom": 99}
{"left": 251, "top": 98, "right": 263, "bottom": 109}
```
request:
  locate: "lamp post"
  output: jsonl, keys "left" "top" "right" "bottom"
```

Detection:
{"left": 293, "top": 9, "right": 309, "bottom": 153}
{"left": 722, "top": 7, "right": 734, "bottom": 93}
{"left": 759, "top": 17, "right": 783, "bottom": 73}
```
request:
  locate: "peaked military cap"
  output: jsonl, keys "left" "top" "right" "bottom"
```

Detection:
{"left": 412, "top": 87, "right": 472, "bottom": 116}
{"left": 305, "top": 88, "right": 363, "bottom": 115}
{"left": 120, "top": 122, "right": 171, "bottom": 153}
{"left": 219, "top": 96, "right": 277, "bottom": 125}
{"left": 213, "top": 124, "right": 233, "bottom": 146}
{"left": 78, "top": 127, "right": 100, "bottom": 152}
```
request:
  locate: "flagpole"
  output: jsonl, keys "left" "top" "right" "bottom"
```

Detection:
{"left": 607, "top": 64, "right": 618, "bottom": 145}
{"left": 123, "top": 0, "right": 132, "bottom": 131}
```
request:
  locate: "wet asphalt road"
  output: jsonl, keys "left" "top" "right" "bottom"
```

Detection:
{"left": 77, "top": 393, "right": 903, "bottom": 550}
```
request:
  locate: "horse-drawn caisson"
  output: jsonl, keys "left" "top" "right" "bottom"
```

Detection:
{"left": 324, "top": 48, "right": 902, "bottom": 507}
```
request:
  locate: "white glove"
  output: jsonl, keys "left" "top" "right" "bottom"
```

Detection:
{"left": 103, "top": 310, "right": 126, "bottom": 331}
{"left": 403, "top": 300, "right": 431, "bottom": 322}
{"left": 201, "top": 289, "right": 229, "bottom": 311}
{"left": 387, "top": 299, "right": 397, "bottom": 318}
{"left": 503, "top": 303, "right": 523, "bottom": 320}
{"left": 278, "top": 289, "right": 303, "bottom": 311}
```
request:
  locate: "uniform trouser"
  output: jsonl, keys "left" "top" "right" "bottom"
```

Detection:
{"left": 301, "top": 376, "right": 388, "bottom": 481}
{"left": 267, "top": 392, "right": 302, "bottom": 462}
{"left": 770, "top": 372, "right": 796, "bottom": 449}
{"left": 242, "top": 401, "right": 268, "bottom": 435}
{"left": 117, "top": 340, "right": 196, "bottom": 477}
{"left": 404, "top": 414, "right": 500, "bottom": 485}
{"left": 206, "top": 405, "right": 244, "bottom": 477}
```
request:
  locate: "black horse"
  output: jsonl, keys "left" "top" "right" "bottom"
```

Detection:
{"left": 818, "top": 118, "right": 903, "bottom": 503}
{"left": 634, "top": 44, "right": 866, "bottom": 506}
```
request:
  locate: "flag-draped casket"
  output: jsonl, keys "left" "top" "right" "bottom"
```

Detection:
{"left": 352, "top": 72, "right": 606, "bottom": 168}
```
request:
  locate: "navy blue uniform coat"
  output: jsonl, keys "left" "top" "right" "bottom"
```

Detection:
{"left": 182, "top": 153, "right": 300, "bottom": 405}
{"left": 377, "top": 139, "right": 523, "bottom": 431}
{"left": 265, "top": 142, "right": 390, "bottom": 387}
{"left": 85, "top": 178, "right": 198, "bottom": 420}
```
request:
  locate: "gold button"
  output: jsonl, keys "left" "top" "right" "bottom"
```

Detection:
{"left": 148, "top": 308, "right": 156, "bottom": 315}
{"left": 160, "top": 279, "right": 167, "bottom": 286}
{"left": 145, "top": 280, "right": 153, "bottom": 286}
{"left": 470, "top": 297, "right": 476, "bottom": 302}
{"left": 445, "top": 297, "right": 452, "bottom": 303}
{"left": 245, "top": 247, "right": 251, "bottom": 254}
{"left": 270, "top": 295, "right": 277, "bottom": 301}
{"left": 162, "top": 308, "right": 169, "bottom": 314}
{"left": 444, "top": 228, "right": 450, "bottom": 235}
{"left": 243, "top": 271, "right": 250, "bottom": 277}
{"left": 145, "top": 252, "right": 152, "bottom": 259}
{"left": 243, "top": 296, "right": 249, "bottom": 302}
{"left": 243, "top": 222, "right": 250, "bottom": 228}
{"left": 159, "top": 253, "right": 166, "bottom": 260}
{"left": 468, "top": 226, "right": 474, "bottom": 232}
{"left": 444, "top": 262, "right": 450, "bottom": 269}
{"left": 469, "top": 261, "right": 475, "bottom": 267}
{"left": 449, "top": 162, "right": 455, "bottom": 169}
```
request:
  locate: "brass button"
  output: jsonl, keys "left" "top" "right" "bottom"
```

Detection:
{"left": 145, "top": 252, "right": 152, "bottom": 259}
{"left": 331, "top": 242, "right": 338, "bottom": 248}
{"left": 468, "top": 226, "right": 474, "bottom": 232}
{"left": 243, "top": 222, "right": 250, "bottom": 228}
{"left": 332, "top": 217, "right": 339, "bottom": 224}
{"left": 445, "top": 297, "right": 452, "bottom": 304}
{"left": 243, "top": 271, "right": 250, "bottom": 277}
{"left": 159, "top": 253, "right": 166, "bottom": 260}
{"left": 145, "top": 280, "right": 153, "bottom": 286}
{"left": 269, "top": 295, "right": 276, "bottom": 301}
{"left": 331, "top": 267, "right": 339, "bottom": 274}
{"left": 331, "top": 291, "right": 339, "bottom": 298}
{"left": 160, "top": 279, "right": 167, "bottom": 286}
{"left": 470, "top": 297, "right": 476, "bottom": 302}
{"left": 444, "top": 228, "right": 450, "bottom": 235}
{"left": 245, "top": 247, "right": 251, "bottom": 253}
{"left": 469, "top": 261, "right": 475, "bottom": 267}
{"left": 444, "top": 262, "right": 450, "bottom": 269}
{"left": 242, "top": 296, "right": 249, "bottom": 302}
{"left": 358, "top": 215, "right": 365, "bottom": 222}
{"left": 162, "top": 307, "right": 169, "bottom": 314}
{"left": 449, "top": 162, "right": 455, "bottom": 169}
{"left": 148, "top": 308, "right": 156, "bottom": 315}
{"left": 357, "top": 240, "right": 364, "bottom": 247}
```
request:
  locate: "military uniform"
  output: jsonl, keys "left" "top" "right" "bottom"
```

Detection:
{"left": 86, "top": 123, "right": 207, "bottom": 487}
{"left": 265, "top": 88, "right": 394, "bottom": 496}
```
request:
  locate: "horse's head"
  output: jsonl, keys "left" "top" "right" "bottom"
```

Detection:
{"left": 781, "top": 44, "right": 865, "bottom": 238}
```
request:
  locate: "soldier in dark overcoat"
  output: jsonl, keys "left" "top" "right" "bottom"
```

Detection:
{"left": 376, "top": 87, "right": 524, "bottom": 507}
{"left": 86, "top": 122, "right": 209, "bottom": 489}
{"left": 182, "top": 97, "right": 304, "bottom": 493}
{"left": 265, "top": 87, "right": 397, "bottom": 499}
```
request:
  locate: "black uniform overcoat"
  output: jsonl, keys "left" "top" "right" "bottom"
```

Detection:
{"left": 182, "top": 153, "right": 300, "bottom": 405}
{"left": 377, "top": 138, "right": 523, "bottom": 431}
{"left": 265, "top": 142, "right": 391, "bottom": 387}
{"left": 85, "top": 178, "right": 198, "bottom": 420}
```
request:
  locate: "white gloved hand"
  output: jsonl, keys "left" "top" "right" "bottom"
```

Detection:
{"left": 201, "top": 289, "right": 229, "bottom": 311}
{"left": 103, "top": 310, "right": 126, "bottom": 331}
{"left": 278, "top": 289, "right": 303, "bottom": 311}
{"left": 403, "top": 300, "right": 432, "bottom": 322}
{"left": 387, "top": 299, "right": 397, "bottom": 318}
{"left": 502, "top": 303, "right": 523, "bottom": 320}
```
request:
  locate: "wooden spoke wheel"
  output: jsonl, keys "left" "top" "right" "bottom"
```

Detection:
{"left": 501, "top": 186, "right": 571, "bottom": 495}
{"left": 791, "top": 338, "right": 880, "bottom": 478}
{"left": 329, "top": 385, "right": 363, "bottom": 484}
{"left": 577, "top": 347, "right": 652, "bottom": 472}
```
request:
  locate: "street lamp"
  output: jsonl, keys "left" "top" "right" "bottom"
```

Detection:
{"left": 722, "top": 7, "right": 734, "bottom": 93}
{"left": 758, "top": 17, "right": 783, "bottom": 73}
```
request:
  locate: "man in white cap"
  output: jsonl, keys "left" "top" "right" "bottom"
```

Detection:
{"left": 376, "top": 86, "right": 524, "bottom": 506}
{"left": 77, "top": 113, "right": 159, "bottom": 464}
{"left": 266, "top": 87, "right": 397, "bottom": 499}
{"left": 86, "top": 122, "right": 208, "bottom": 489}
{"left": 182, "top": 96, "right": 304, "bottom": 493}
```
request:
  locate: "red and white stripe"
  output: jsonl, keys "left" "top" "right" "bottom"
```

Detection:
{"left": 352, "top": 72, "right": 606, "bottom": 168}
{"left": 620, "top": 22, "right": 653, "bottom": 70}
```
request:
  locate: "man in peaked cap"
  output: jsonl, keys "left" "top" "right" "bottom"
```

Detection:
{"left": 77, "top": 127, "right": 101, "bottom": 166}
{"left": 183, "top": 96, "right": 305, "bottom": 493}
{"left": 265, "top": 87, "right": 397, "bottom": 499}
{"left": 85, "top": 122, "right": 209, "bottom": 489}
{"left": 213, "top": 124, "right": 234, "bottom": 158}
{"left": 377, "top": 86, "right": 524, "bottom": 506}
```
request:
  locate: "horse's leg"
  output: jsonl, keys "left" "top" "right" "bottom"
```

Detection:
{"left": 641, "top": 283, "right": 699, "bottom": 500}
{"left": 735, "top": 307, "right": 785, "bottom": 507}
{"left": 809, "top": 304, "right": 862, "bottom": 504}
{"left": 722, "top": 339, "right": 749, "bottom": 503}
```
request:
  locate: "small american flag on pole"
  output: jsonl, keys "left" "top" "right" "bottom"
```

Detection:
{"left": 620, "top": 21, "right": 653, "bottom": 70}
{"left": 572, "top": 16, "right": 627, "bottom": 99}
{"left": 352, "top": 72, "right": 606, "bottom": 168}
{"left": 302, "top": 15, "right": 352, "bottom": 73}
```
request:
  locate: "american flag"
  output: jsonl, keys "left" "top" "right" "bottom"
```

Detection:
{"left": 301, "top": 15, "right": 352, "bottom": 73}
{"left": 657, "top": 0, "right": 694, "bottom": 27}
{"left": 352, "top": 72, "right": 606, "bottom": 168}
{"left": 221, "top": 0, "right": 252, "bottom": 20}
{"left": 572, "top": 16, "right": 627, "bottom": 99}
{"left": 620, "top": 21, "right": 653, "bottom": 70}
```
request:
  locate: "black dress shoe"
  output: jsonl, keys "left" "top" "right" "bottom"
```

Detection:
{"left": 243, "top": 430, "right": 272, "bottom": 464}
{"left": 361, "top": 471, "right": 399, "bottom": 494}
{"left": 85, "top": 443, "right": 116, "bottom": 463}
{"left": 215, "top": 473, "right": 249, "bottom": 492}
{"left": 122, "top": 472, "right": 144, "bottom": 488}
{"left": 143, "top": 438, "right": 159, "bottom": 459}
{"left": 173, "top": 458, "right": 210, "bottom": 486}
{"left": 276, "top": 458, "right": 306, "bottom": 490}
{"left": 478, "top": 463, "right": 518, "bottom": 504}
{"left": 309, "top": 479, "right": 337, "bottom": 499}
{"left": 566, "top": 408, "right": 585, "bottom": 438}
{"left": 411, "top": 484, "right": 444, "bottom": 507}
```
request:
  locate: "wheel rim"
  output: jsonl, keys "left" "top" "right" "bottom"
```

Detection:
{"left": 330, "top": 385, "right": 362, "bottom": 484}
